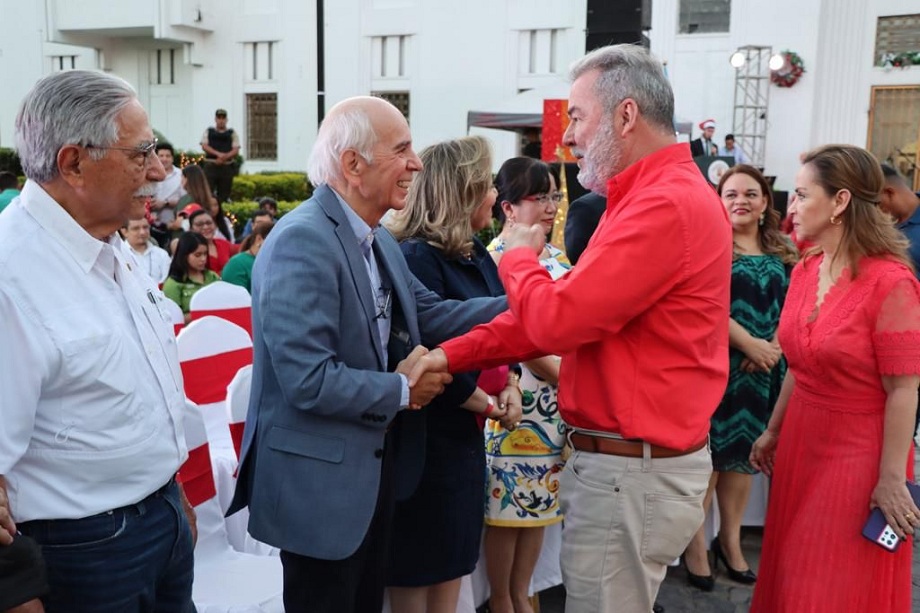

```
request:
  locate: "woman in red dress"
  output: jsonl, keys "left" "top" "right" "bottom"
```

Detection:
{"left": 750, "top": 145, "right": 920, "bottom": 612}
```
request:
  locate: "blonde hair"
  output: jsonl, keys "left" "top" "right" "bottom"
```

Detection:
{"left": 386, "top": 136, "right": 493, "bottom": 258}
{"left": 717, "top": 164, "right": 798, "bottom": 266}
{"left": 801, "top": 145, "right": 912, "bottom": 276}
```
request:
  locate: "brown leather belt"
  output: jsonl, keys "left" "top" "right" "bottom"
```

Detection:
{"left": 568, "top": 431, "right": 707, "bottom": 459}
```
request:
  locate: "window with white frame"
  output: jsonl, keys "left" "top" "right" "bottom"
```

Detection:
{"left": 246, "top": 93, "right": 277, "bottom": 161}
{"left": 244, "top": 41, "right": 277, "bottom": 82}
{"left": 519, "top": 29, "right": 562, "bottom": 76}
{"left": 679, "top": 0, "right": 730, "bottom": 34}
{"left": 149, "top": 49, "right": 177, "bottom": 85}
{"left": 50, "top": 55, "right": 76, "bottom": 72}
{"left": 371, "top": 35, "right": 409, "bottom": 79}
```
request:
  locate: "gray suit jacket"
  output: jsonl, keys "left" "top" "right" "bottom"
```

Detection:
{"left": 227, "top": 185, "right": 506, "bottom": 560}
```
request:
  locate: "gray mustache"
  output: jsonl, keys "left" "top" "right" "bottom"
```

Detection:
{"left": 134, "top": 184, "right": 157, "bottom": 198}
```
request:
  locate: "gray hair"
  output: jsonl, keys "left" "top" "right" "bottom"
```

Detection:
{"left": 15, "top": 70, "right": 138, "bottom": 184}
{"left": 306, "top": 105, "right": 377, "bottom": 186}
{"left": 569, "top": 45, "right": 674, "bottom": 133}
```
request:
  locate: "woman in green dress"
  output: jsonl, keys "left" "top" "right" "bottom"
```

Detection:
{"left": 162, "top": 231, "right": 220, "bottom": 322}
{"left": 682, "top": 164, "right": 798, "bottom": 590}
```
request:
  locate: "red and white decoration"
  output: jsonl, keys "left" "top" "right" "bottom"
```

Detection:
{"left": 189, "top": 281, "right": 254, "bottom": 337}
{"left": 179, "top": 400, "right": 283, "bottom": 612}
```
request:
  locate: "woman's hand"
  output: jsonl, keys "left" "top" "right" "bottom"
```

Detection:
{"left": 496, "top": 384, "right": 523, "bottom": 431}
{"left": 742, "top": 338, "right": 782, "bottom": 372}
{"left": 749, "top": 430, "right": 779, "bottom": 476}
{"left": 871, "top": 477, "right": 920, "bottom": 540}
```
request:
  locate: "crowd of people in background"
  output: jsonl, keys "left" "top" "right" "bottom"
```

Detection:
{"left": 2, "top": 42, "right": 920, "bottom": 613}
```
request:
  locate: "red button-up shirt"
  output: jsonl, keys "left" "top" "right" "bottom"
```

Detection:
{"left": 441, "top": 143, "right": 731, "bottom": 449}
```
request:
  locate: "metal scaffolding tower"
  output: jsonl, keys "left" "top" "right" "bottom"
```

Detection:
{"left": 731, "top": 46, "right": 772, "bottom": 168}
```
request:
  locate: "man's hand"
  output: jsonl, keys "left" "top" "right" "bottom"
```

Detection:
{"left": 397, "top": 346, "right": 450, "bottom": 409}
{"left": 400, "top": 347, "right": 452, "bottom": 409}
{"left": 0, "top": 476, "right": 15, "bottom": 546}
{"left": 396, "top": 345, "right": 429, "bottom": 379}
{"left": 408, "top": 371, "right": 453, "bottom": 409}
{"left": 6, "top": 598, "right": 45, "bottom": 612}
{"left": 504, "top": 223, "right": 546, "bottom": 256}
{"left": 407, "top": 347, "right": 449, "bottom": 388}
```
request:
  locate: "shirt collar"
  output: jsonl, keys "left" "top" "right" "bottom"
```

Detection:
{"left": 606, "top": 142, "right": 691, "bottom": 205}
{"left": 20, "top": 180, "right": 119, "bottom": 274}
{"left": 330, "top": 187, "right": 377, "bottom": 251}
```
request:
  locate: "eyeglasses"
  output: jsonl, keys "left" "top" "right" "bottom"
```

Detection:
{"left": 85, "top": 138, "right": 159, "bottom": 166}
{"left": 192, "top": 219, "right": 215, "bottom": 229}
{"left": 375, "top": 286, "right": 393, "bottom": 320}
{"left": 523, "top": 192, "right": 564, "bottom": 204}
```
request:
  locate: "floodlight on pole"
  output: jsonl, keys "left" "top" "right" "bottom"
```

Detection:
{"left": 730, "top": 52, "right": 746, "bottom": 68}
{"left": 768, "top": 53, "right": 786, "bottom": 71}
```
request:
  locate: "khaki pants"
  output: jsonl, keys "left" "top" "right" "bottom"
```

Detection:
{"left": 559, "top": 439, "right": 711, "bottom": 613}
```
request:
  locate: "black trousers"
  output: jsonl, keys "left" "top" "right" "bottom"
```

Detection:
{"left": 203, "top": 162, "right": 236, "bottom": 204}
{"left": 279, "top": 436, "right": 396, "bottom": 613}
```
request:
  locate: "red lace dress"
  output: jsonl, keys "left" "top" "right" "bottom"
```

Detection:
{"left": 751, "top": 255, "right": 920, "bottom": 612}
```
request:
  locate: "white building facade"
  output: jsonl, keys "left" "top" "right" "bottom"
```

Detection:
{"left": 1, "top": 0, "right": 919, "bottom": 190}
{"left": 652, "top": 0, "right": 920, "bottom": 191}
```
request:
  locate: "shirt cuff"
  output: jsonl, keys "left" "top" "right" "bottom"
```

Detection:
{"left": 398, "top": 373, "right": 410, "bottom": 409}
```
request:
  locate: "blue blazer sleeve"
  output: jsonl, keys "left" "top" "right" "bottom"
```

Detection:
{"left": 400, "top": 240, "right": 478, "bottom": 406}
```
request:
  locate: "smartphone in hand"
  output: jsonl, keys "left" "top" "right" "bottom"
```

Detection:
{"left": 862, "top": 481, "right": 920, "bottom": 552}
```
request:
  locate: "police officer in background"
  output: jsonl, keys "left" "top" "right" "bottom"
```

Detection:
{"left": 201, "top": 108, "right": 240, "bottom": 204}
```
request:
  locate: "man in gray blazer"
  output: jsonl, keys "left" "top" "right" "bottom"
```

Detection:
{"left": 227, "top": 96, "right": 507, "bottom": 613}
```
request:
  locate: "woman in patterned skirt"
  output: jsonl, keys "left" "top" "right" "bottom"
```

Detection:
{"left": 682, "top": 165, "right": 798, "bottom": 590}
{"left": 484, "top": 157, "right": 570, "bottom": 613}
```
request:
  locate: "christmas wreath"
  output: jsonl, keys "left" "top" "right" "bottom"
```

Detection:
{"left": 880, "top": 51, "right": 920, "bottom": 68}
{"left": 770, "top": 51, "right": 805, "bottom": 88}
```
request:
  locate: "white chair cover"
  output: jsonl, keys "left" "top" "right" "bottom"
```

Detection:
{"left": 163, "top": 295, "right": 185, "bottom": 336}
{"left": 179, "top": 400, "right": 284, "bottom": 612}
{"left": 223, "top": 364, "right": 275, "bottom": 556}
{"left": 189, "top": 281, "right": 253, "bottom": 337}
{"left": 177, "top": 318, "right": 273, "bottom": 556}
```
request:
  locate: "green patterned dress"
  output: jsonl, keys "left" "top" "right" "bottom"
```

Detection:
{"left": 711, "top": 254, "right": 789, "bottom": 474}
{"left": 483, "top": 240, "right": 570, "bottom": 526}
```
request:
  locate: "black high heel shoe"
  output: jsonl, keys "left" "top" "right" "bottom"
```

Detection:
{"left": 711, "top": 536, "right": 757, "bottom": 584}
{"left": 680, "top": 554, "right": 715, "bottom": 591}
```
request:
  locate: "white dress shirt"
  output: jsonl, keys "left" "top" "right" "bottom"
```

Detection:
{"left": 719, "top": 145, "right": 751, "bottom": 165}
{"left": 153, "top": 165, "right": 185, "bottom": 223}
{"left": 331, "top": 188, "right": 410, "bottom": 408}
{"left": 0, "top": 181, "right": 187, "bottom": 522}
{"left": 129, "top": 242, "right": 172, "bottom": 284}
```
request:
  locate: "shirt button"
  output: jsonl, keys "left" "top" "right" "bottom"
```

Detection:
{"left": 374, "top": 449, "right": 384, "bottom": 459}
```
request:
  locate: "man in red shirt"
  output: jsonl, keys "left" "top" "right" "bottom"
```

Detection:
{"left": 409, "top": 44, "right": 731, "bottom": 611}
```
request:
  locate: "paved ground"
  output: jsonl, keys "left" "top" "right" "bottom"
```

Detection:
{"left": 533, "top": 528, "right": 920, "bottom": 612}
{"left": 526, "top": 453, "right": 920, "bottom": 612}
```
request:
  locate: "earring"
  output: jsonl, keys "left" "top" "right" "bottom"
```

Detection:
{"left": 830, "top": 215, "right": 841, "bottom": 225}
{"left": 758, "top": 215, "right": 765, "bottom": 227}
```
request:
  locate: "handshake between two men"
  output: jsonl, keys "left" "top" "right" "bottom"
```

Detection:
{"left": 395, "top": 345, "right": 523, "bottom": 431}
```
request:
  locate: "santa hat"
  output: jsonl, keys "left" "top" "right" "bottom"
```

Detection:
{"left": 699, "top": 119, "right": 716, "bottom": 130}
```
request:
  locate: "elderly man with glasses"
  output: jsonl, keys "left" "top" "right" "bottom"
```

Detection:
{"left": 0, "top": 70, "right": 196, "bottom": 612}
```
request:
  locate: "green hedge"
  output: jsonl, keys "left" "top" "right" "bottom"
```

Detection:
{"left": 231, "top": 173, "right": 312, "bottom": 202}
{"left": 223, "top": 199, "right": 302, "bottom": 234}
